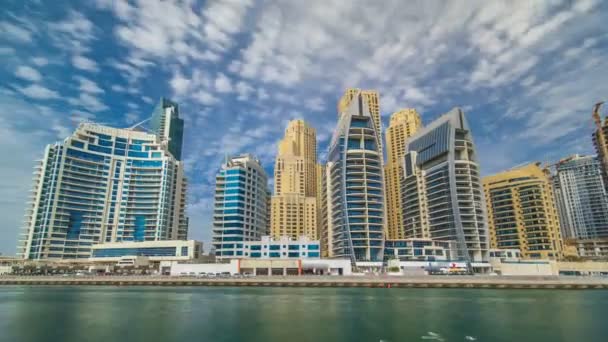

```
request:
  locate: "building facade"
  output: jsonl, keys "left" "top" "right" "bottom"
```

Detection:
{"left": 592, "top": 103, "right": 608, "bottom": 190}
{"left": 242, "top": 236, "right": 320, "bottom": 259}
{"left": 19, "top": 122, "right": 188, "bottom": 260}
{"left": 553, "top": 155, "right": 608, "bottom": 239}
{"left": 483, "top": 163, "right": 563, "bottom": 259}
{"left": 564, "top": 238, "right": 608, "bottom": 259}
{"left": 401, "top": 108, "right": 489, "bottom": 262}
{"left": 90, "top": 240, "right": 202, "bottom": 262}
{"left": 270, "top": 120, "right": 318, "bottom": 240}
{"left": 384, "top": 109, "right": 422, "bottom": 239}
{"left": 338, "top": 88, "right": 383, "bottom": 156}
{"left": 150, "top": 98, "right": 184, "bottom": 161}
{"left": 384, "top": 238, "right": 457, "bottom": 262}
{"left": 212, "top": 155, "right": 269, "bottom": 259}
{"left": 325, "top": 89, "right": 386, "bottom": 262}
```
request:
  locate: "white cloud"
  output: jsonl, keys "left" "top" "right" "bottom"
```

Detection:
{"left": 304, "top": 97, "right": 325, "bottom": 111}
{"left": 170, "top": 72, "right": 191, "bottom": 96}
{"left": 235, "top": 81, "right": 253, "bottom": 101}
{"left": 0, "top": 21, "right": 33, "bottom": 42}
{"left": 48, "top": 10, "right": 96, "bottom": 54}
{"left": 142, "top": 96, "right": 154, "bottom": 104}
{"left": 18, "top": 84, "right": 59, "bottom": 100}
{"left": 15, "top": 66, "right": 42, "bottom": 82}
{"left": 74, "top": 76, "right": 104, "bottom": 94}
{"left": 68, "top": 93, "right": 108, "bottom": 112}
{"left": 193, "top": 90, "right": 219, "bottom": 105}
{"left": 202, "top": 0, "right": 253, "bottom": 50}
{"left": 214, "top": 73, "right": 233, "bottom": 93}
{"left": 72, "top": 55, "right": 99, "bottom": 72}
{"left": 125, "top": 112, "right": 140, "bottom": 124}
{"left": 31, "top": 57, "right": 49, "bottom": 66}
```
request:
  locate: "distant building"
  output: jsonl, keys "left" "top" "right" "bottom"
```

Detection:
{"left": 19, "top": 121, "right": 188, "bottom": 260}
{"left": 90, "top": 240, "right": 202, "bottom": 262}
{"left": 553, "top": 155, "right": 608, "bottom": 239}
{"left": 325, "top": 89, "right": 386, "bottom": 262}
{"left": 270, "top": 120, "right": 318, "bottom": 240}
{"left": 212, "top": 155, "right": 269, "bottom": 259}
{"left": 592, "top": 103, "right": 608, "bottom": 190}
{"left": 242, "top": 236, "right": 320, "bottom": 259}
{"left": 483, "top": 163, "right": 563, "bottom": 259}
{"left": 384, "top": 109, "right": 422, "bottom": 239}
{"left": 402, "top": 108, "right": 489, "bottom": 262}
{"left": 150, "top": 98, "right": 184, "bottom": 161}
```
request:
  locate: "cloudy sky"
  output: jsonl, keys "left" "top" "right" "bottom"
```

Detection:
{"left": 1, "top": 0, "right": 607, "bottom": 254}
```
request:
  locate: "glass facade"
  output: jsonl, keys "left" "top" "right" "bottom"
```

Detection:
{"left": 19, "top": 122, "right": 189, "bottom": 260}
{"left": 326, "top": 90, "right": 386, "bottom": 262}
{"left": 402, "top": 108, "right": 489, "bottom": 262}
{"left": 150, "top": 98, "right": 184, "bottom": 161}
{"left": 212, "top": 155, "right": 269, "bottom": 259}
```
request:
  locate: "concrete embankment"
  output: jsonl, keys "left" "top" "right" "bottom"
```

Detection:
{"left": 2, "top": 276, "right": 608, "bottom": 289}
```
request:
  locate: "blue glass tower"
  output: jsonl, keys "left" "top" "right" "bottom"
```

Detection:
{"left": 150, "top": 98, "right": 184, "bottom": 161}
{"left": 212, "top": 155, "right": 269, "bottom": 259}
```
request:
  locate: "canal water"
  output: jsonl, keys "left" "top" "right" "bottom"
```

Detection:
{"left": 0, "top": 286, "right": 606, "bottom": 341}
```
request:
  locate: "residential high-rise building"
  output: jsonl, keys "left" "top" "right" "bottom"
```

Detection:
{"left": 270, "top": 120, "right": 318, "bottom": 240}
{"left": 483, "top": 163, "right": 563, "bottom": 259}
{"left": 592, "top": 102, "right": 608, "bottom": 189}
{"left": 402, "top": 108, "right": 489, "bottom": 262}
{"left": 553, "top": 155, "right": 608, "bottom": 239}
{"left": 316, "top": 163, "right": 326, "bottom": 242}
{"left": 150, "top": 98, "right": 184, "bottom": 161}
{"left": 325, "top": 89, "right": 386, "bottom": 262}
{"left": 212, "top": 155, "right": 269, "bottom": 259}
{"left": 384, "top": 109, "right": 422, "bottom": 239}
{"left": 18, "top": 122, "right": 188, "bottom": 260}
{"left": 338, "top": 88, "right": 382, "bottom": 156}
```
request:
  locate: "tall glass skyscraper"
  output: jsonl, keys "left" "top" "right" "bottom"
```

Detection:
{"left": 553, "top": 155, "right": 608, "bottom": 239}
{"left": 212, "top": 155, "right": 269, "bottom": 259}
{"left": 150, "top": 98, "right": 184, "bottom": 161}
{"left": 325, "top": 89, "right": 386, "bottom": 263}
{"left": 19, "top": 122, "right": 188, "bottom": 260}
{"left": 402, "top": 108, "right": 489, "bottom": 262}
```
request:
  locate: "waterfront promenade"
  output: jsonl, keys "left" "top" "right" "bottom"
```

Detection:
{"left": 2, "top": 275, "right": 608, "bottom": 289}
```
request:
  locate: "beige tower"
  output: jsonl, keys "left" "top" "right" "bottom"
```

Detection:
{"left": 271, "top": 120, "right": 318, "bottom": 239}
{"left": 384, "top": 109, "right": 422, "bottom": 239}
{"left": 338, "top": 88, "right": 382, "bottom": 155}
{"left": 483, "top": 163, "right": 563, "bottom": 259}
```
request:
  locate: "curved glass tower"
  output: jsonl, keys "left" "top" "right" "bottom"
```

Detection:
{"left": 19, "top": 123, "right": 188, "bottom": 260}
{"left": 326, "top": 90, "right": 385, "bottom": 263}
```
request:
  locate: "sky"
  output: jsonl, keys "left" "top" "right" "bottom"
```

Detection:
{"left": 0, "top": 0, "right": 607, "bottom": 255}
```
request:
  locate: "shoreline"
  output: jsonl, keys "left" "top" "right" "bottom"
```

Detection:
{"left": 2, "top": 275, "right": 608, "bottom": 289}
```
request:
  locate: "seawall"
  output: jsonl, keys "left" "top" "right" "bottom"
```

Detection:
{"left": 2, "top": 276, "right": 608, "bottom": 289}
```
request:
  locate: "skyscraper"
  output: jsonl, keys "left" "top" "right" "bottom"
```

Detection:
{"left": 402, "top": 108, "right": 489, "bottom": 262}
{"left": 592, "top": 102, "right": 608, "bottom": 188}
{"left": 270, "top": 120, "right": 318, "bottom": 239}
{"left": 212, "top": 154, "right": 269, "bottom": 259}
{"left": 553, "top": 155, "right": 608, "bottom": 239}
{"left": 150, "top": 98, "right": 184, "bottom": 161}
{"left": 384, "top": 109, "right": 422, "bottom": 239}
{"left": 338, "top": 88, "right": 383, "bottom": 156}
{"left": 19, "top": 122, "right": 188, "bottom": 260}
{"left": 325, "top": 89, "right": 386, "bottom": 262}
{"left": 483, "top": 163, "right": 563, "bottom": 259}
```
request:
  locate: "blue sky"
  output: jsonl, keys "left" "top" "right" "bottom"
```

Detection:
{"left": 1, "top": 0, "right": 607, "bottom": 255}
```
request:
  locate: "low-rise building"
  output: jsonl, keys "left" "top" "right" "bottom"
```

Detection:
{"left": 89, "top": 240, "right": 202, "bottom": 263}
{"left": 565, "top": 238, "right": 608, "bottom": 259}
{"left": 243, "top": 236, "right": 320, "bottom": 259}
{"left": 165, "top": 258, "right": 352, "bottom": 276}
{"left": 383, "top": 239, "right": 458, "bottom": 262}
